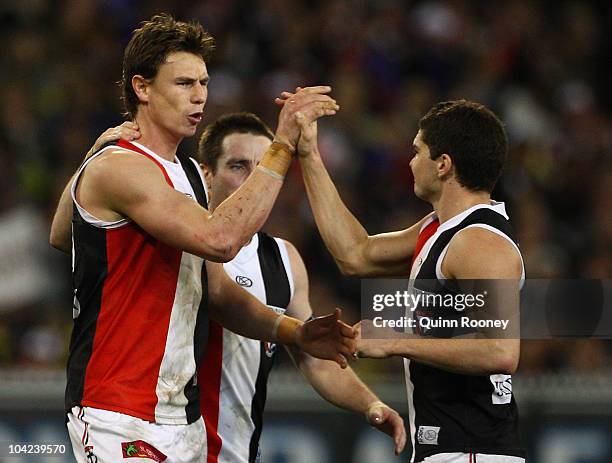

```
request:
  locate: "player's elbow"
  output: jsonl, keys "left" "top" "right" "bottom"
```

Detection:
{"left": 337, "top": 255, "right": 368, "bottom": 277}
{"left": 338, "top": 260, "right": 360, "bottom": 277}
{"left": 201, "top": 232, "right": 244, "bottom": 263}
{"left": 490, "top": 344, "right": 519, "bottom": 375}
{"left": 337, "top": 243, "right": 373, "bottom": 277}
{"left": 497, "top": 354, "right": 519, "bottom": 375}
{"left": 49, "top": 228, "right": 70, "bottom": 254}
{"left": 203, "top": 242, "right": 239, "bottom": 263}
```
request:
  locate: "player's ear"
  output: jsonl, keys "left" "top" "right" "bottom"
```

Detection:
{"left": 132, "top": 75, "right": 150, "bottom": 105}
{"left": 201, "top": 163, "right": 213, "bottom": 191}
{"left": 437, "top": 153, "right": 453, "bottom": 179}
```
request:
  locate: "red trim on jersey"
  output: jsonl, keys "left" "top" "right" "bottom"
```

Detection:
{"left": 81, "top": 221, "right": 182, "bottom": 421}
{"left": 116, "top": 140, "right": 174, "bottom": 186}
{"left": 410, "top": 218, "right": 440, "bottom": 272}
{"left": 199, "top": 321, "right": 224, "bottom": 462}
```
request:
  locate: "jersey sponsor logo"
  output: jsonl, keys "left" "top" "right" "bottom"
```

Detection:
{"left": 121, "top": 440, "right": 167, "bottom": 462}
{"left": 264, "top": 341, "right": 277, "bottom": 358}
{"left": 490, "top": 374, "right": 513, "bottom": 405}
{"left": 84, "top": 445, "right": 98, "bottom": 463}
{"left": 417, "top": 425, "right": 440, "bottom": 445}
{"left": 236, "top": 275, "right": 253, "bottom": 287}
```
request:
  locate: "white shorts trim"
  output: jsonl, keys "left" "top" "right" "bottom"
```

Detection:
{"left": 67, "top": 406, "right": 206, "bottom": 463}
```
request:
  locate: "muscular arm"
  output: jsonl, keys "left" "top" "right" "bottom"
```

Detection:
{"left": 358, "top": 227, "right": 522, "bottom": 375}
{"left": 207, "top": 259, "right": 355, "bottom": 367}
{"left": 77, "top": 149, "right": 288, "bottom": 262}
{"left": 375, "top": 337, "right": 518, "bottom": 376}
{"left": 296, "top": 121, "right": 431, "bottom": 277}
{"left": 207, "top": 261, "right": 286, "bottom": 342}
{"left": 282, "top": 241, "right": 406, "bottom": 453}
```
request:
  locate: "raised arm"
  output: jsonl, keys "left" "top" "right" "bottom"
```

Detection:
{"left": 357, "top": 227, "right": 522, "bottom": 375}
{"left": 294, "top": 117, "right": 431, "bottom": 277}
{"left": 281, "top": 240, "right": 406, "bottom": 454}
{"left": 198, "top": 86, "right": 340, "bottom": 259}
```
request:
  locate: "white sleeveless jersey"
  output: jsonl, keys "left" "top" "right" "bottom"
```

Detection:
{"left": 198, "top": 232, "right": 295, "bottom": 463}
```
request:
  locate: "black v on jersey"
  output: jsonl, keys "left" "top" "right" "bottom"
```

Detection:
{"left": 407, "top": 203, "right": 525, "bottom": 462}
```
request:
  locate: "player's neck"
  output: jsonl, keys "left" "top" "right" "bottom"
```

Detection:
{"left": 133, "top": 114, "right": 181, "bottom": 162}
{"left": 433, "top": 184, "right": 491, "bottom": 224}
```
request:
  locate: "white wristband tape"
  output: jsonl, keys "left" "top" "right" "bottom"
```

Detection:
{"left": 272, "top": 314, "right": 285, "bottom": 339}
{"left": 256, "top": 164, "right": 285, "bottom": 181}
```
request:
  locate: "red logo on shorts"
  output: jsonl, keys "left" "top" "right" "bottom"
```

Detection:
{"left": 121, "top": 440, "right": 167, "bottom": 462}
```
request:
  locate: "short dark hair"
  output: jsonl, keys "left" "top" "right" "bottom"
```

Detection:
{"left": 121, "top": 13, "right": 215, "bottom": 119}
{"left": 418, "top": 99, "right": 508, "bottom": 193}
{"left": 198, "top": 112, "right": 274, "bottom": 172}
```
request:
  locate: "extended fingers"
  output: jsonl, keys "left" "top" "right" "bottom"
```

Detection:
{"left": 295, "top": 101, "right": 339, "bottom": 123}
{"left": 396, "top": 423, "right": 407, "bottom": 454}
{"left": 295, "top": 85, "right": 331, "bottom": 95}
{"left": 281, "top": 92, "right": 338, "bottom": 112}
{"left": 390, "top": 411, "right": 407, "bottom": 454}
{"left": 120, "top": 120, "right": 139, "bottom": 129}
{"left": 117, "top": 123, "right": 141, "bottom": 140}
{"left": 367, "top": 405, "right": 406, "bottom": 454}
{"left": 276, "top": 87, "right": 335, "bottom": 104}
{"left": 102, "top": 124, "right": 140, "bottom": 143}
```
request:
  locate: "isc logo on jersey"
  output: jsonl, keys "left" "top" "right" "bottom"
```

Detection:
{"left": 235, "top": 275, "right": 253, "bottom": 287}
{"left": 417, "top": 426, "right": 440, "bottom": 445}
{"left": 264, "top": 305, "right": 286, "bottom": 358}
{"left": 490, "top": 374, "right": 513, "bottom": 404}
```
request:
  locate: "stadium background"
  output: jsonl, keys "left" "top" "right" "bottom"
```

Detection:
{"left": 0, "top": 0, "right": 610, "bottom": 461}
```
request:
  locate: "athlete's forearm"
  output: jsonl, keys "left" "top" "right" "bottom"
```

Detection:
{"left": 388, "top": 338, "right": 520, "bottom": 375}
{"left": 299, "top": 151, "right": 370, "bottom": 275}
{"left": 291, "top": 349, "right": 379, "bottom": 413}
{"left": 210, "top": 272, "right": 300, "bottom": 345}
{"left": 50, "top": 173, "right": 77, "bottom": 253}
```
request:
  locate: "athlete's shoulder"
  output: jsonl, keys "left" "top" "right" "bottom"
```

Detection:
{"left": 445, "top": 226, "right": 522, "bottom": 279}
{"left": 85, "top": 147, "right": 167, "bottom": 185}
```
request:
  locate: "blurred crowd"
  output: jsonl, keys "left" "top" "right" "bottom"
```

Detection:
{"left": 0, "top": 0, "right": 610, "bottom": 376}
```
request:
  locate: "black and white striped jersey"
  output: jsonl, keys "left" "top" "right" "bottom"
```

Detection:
{"left": 198, "top": 232, "right": 294, "bottom": 463}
